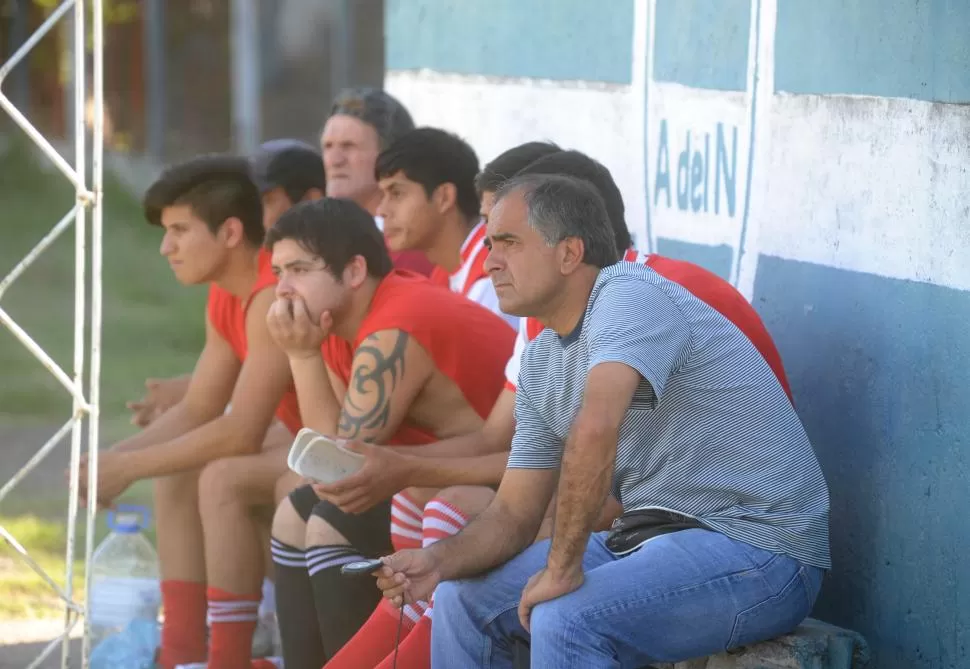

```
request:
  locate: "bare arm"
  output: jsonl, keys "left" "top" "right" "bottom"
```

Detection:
{"left": 118, "top": 290, "right": 294, "bottom": 479}
{"left": 395, "top": 388, "right": 515, "bottom": 458}
{"left": 545, "top": 362, "right": 640, "bottom": 576}
{"left": 390, "top": 387, "right": 516, "bottom": 487}
{"left": 430, "top": 467, "right": 559, "bottom": 581}
{"left": 336, "top": 329, "right": 431, "bottom": 442}
{"left": 289, "top": 354, "right": 343, "bottom": 435}
{"left": 109, "top": 330, "right": 238, "bottom": 456}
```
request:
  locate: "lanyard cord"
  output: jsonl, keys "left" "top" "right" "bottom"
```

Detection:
{"left": 393, "top": 596, "right": 405, "bottom": 669}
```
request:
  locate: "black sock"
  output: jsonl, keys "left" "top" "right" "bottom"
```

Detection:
{"left": 306, "top": 543, "right": 383, "bottom": 658}
{"left": 271, "top": 537, "right": 327, "bottom": 669}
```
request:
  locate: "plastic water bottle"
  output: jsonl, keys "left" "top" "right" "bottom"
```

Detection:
{"left": 89, "top": 505, "right": 161, "bottom": 650}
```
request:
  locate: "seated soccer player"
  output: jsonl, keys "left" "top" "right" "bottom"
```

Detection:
{"left": 378, "top": 173, "right": 830, "bottom": 668}
{"left": 376, "top": 127, "right": 517, "bottom": 328}
{"left": 262, "top": 198, "right": 515, "bottom": 669}
{"left": 78, "top": 155, "right": 306, "bottom": 669}
{"left": 126, "top": 139, "right": 326, "bottom": 428}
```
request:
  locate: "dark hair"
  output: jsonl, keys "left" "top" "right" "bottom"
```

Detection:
{"left": 494, "top": 173, "right": 617, "bottom": 269}
{"left": 265, "top": 198, "right": 392, "bottom": 279}
{"left": 143, "top": 154, "right": 264, "bottom": 246}
{"left": 251, "top": 139, "right": 326, "bottom": 204}
{"left": 375, "top": 127, "right": 480, "bottom": 220}
{"left": 474, "top": 141, "right": 561, "bottom": 195}
{"left": 517, "top": 150, "right": 631, "bottom": 255}
{"left": 328, "top": 87, "right": 415, "bottom": 150}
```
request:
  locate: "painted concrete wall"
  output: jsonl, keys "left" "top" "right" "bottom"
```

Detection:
{"left": 384, "top": 1, "right": 970, "bottom": 668}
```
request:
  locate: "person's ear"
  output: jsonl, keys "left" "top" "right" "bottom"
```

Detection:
{"left": 432, "top": 183, "right": 458, "bottom": 215}
{"left": 557, "top": 236, "right": 586, "bottom": 276}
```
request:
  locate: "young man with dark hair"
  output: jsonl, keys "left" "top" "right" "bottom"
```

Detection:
{"left": 378, "top": 173, "right": 830, "bottom": 668}
{"left": 321, "top": 87, "right": 434, "bottom": 277}
{"left": 126, "top": 138, "right": 327, "bottom": 429}
{"left": 263, "top": 198, "right": 514, "bottom": 669}
{"left": 79, "top": 155, "right": 303, "bottom": 669}
{"left": 475, "top": 141, "right": 561, "bottom": 223}
{"left": 376, "top": 127, "right": 516, "bottom": 327}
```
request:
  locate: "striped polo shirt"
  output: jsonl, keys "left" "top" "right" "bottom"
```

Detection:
{"left": 509, "top": 261, "right": 831, "bottom": 569}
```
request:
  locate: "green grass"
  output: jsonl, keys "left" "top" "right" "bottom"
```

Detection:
{"left": 0, "top": 481, "right": 156, "bottom": 620}
{"left": 0, "top": 139, "right": 206, "bottom": 425}
{"left": 0, "top": 139, "right": 201, "bottom": 619}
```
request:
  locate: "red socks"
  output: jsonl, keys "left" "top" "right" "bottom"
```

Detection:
{"left": 374, "top": 615, "right": 432, "bottom": 669}
{"left": 206, "top": 586, "right": 262, "bottom": 669}
{"left": 159, "top": 580, "right": 207, "bottom": 669}
{"left": 323, "top": 598, "right": 417, "bottom": 668}
{"left": 324, "top": 497, "right": 470, "bottom": 669}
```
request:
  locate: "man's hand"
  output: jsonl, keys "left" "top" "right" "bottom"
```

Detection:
{"left": 518, "top": 567, "right": 584, "bottom": 632}
{"left": 374, "top": 548, "right": 443, "bottom": 608}
{"left": 74, "top": 451, "right": 134, "bottom": 509}
{"left": 310, "top": 441, "right": 414, "bottom": 513}
{"left": 266, "top": 296, "right": 331, "bottom": 360}
{"left": 126, "top": 377, "right": 187, "bottom": 428}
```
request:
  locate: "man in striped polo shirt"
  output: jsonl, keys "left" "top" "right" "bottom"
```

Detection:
{"left": 376, "top": 127, "right": 518, "bottom": 328}
{"left": 376, "top": 173, "right": 831, "bottom": 668}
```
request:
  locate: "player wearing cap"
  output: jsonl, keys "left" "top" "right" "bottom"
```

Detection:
{"left": 321, "top": 88, "right": 436, "bottom": 278}
{"left": 79, "top": 155, "right": 302, "bottom": 669}
{"left": 252, "top": 138, "right": 327, "bottom": 230}
{"left": 125, "top": 139, "right": 327, "bottom": 429}
{"left": 263, "top": 198, "right": 514, "bottom": 669}
{"left": 375, "top": 127, "right": 518, "bottom": 329}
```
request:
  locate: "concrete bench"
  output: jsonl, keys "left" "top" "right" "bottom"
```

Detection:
{"left": 513, "top": 618, "right": 870, "bottom": 669}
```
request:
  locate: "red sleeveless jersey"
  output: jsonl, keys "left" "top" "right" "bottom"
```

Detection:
{"left": 207, "top": 249, "right": 303, "bottom": 433}
{"left": 322, "top": 271, "right": 515, "bottom": 445}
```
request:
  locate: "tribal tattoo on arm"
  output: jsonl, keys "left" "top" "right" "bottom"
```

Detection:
{"left": 338, "top": 331, "right": 409, "bottom": 440}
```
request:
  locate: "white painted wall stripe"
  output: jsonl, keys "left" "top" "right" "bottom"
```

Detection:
{"left": 386, "top": 3, "right": 970, "bottom": 293}
{"left": 734, "top": 0, "right": 777, "bottom": 300}
{"left": 385, "top": 69, "right": 641, "bottom": 241}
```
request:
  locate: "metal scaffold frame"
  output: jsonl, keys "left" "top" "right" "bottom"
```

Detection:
{"left": 0, "top": 1, "right": 104, "bottom": 667}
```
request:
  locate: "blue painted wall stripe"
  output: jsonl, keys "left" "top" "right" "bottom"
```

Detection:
{"left": 753, "top": 256, "right": 970, "bottom": 669}
{"left": 384, "top": 0, "right": 635, "bottom": 84}
{"left": 655, "top": 238, "right": 734, "bottom": 282}
{"left": 775, "top": 0, "right": 970, "bottom": 102}
{"left": 653, "top": 0, "right": 750, "bottom": 92}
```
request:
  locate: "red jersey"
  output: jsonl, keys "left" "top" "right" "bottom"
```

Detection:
{"left": 389, "top": 248, "right": 435, "bottom": 277}
{"left": 322, "top": 270, "right": 515, "bottom": 445}
{"left": 207, "top": 249, "right": 303, "bottom": 433}
{"left": 504, "top": 249, "right": 794, "bottom": 403}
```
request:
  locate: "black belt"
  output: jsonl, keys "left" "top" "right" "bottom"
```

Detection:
{"left": 606, "top": 508, "right": 704, "bottom": 555}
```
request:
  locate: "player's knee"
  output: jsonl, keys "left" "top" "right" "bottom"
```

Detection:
{"left": 432, "top": 485, "right": 495, "bottom": 518}
{"left": 271, "top": 496, "right": 308, "bottom": 549}
{"left": 153, "top": 469, "right": 199, "bottom": 508}
{"left": 274, "top": 470, "right": 303, "bottom": 505}
{"left": 305, "top": 512, "right": 350, "bottom": 547}
{"left": 197, "top": 457, "right": 241, "bottom": 509}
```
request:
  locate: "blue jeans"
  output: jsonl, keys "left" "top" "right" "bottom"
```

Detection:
{"left": 431, "top": 529, "right": 823, "bottom": 668}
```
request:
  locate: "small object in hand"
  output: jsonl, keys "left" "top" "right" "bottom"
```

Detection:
{"left": 340, "top": 558, "right": 384, "bottom": 577}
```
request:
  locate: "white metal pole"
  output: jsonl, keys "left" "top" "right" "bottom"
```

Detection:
{"left": 83, "top": 0, "right": 105, "bottom": 663}
{"left": 230, "top": 0, "right": 261, "bottom": 154}
{"left": 62, "top": 0, "right": 87, "bottom": 664}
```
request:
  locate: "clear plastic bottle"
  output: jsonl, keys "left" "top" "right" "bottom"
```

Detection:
{"left": 88, "top": 505, "right": 161, "bottom": 650}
